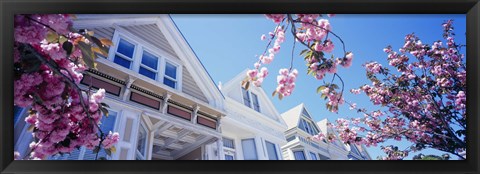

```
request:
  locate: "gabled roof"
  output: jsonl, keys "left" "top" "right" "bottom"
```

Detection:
{"left": 281, "top": 103, "right": 319, "bottom": 131}
{"left": 73, "top": 14, "right": 225, "bottom": 111}
{"left": 222, "top": 69, "right": 286, "bottom": 126}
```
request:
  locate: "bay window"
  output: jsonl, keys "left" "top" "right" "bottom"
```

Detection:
{"left": 110, "top": 31, "right": 181, "bottom": 90}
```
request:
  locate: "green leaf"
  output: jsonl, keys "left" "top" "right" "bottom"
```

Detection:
{"left": 100, "top": 102, "right": 110, "bottom": 108}
{"left": 46, "top": 31, "right": 59, "bottom": 43}
{"left": 27, "top": 124, "right": 35, "bottom": 132}
{"left": 244, "top": 81, "right": 250, "bottom": 90}
{"left": 330, "top": 84, "right": 339, "bottom": 89}
{"left": 78, "top": 41, "right": 96, "bottom": 69}
{"left": 104, "top": 148, "right": 112, "bottom": 156}
{"left": 100, "top": 107, "right": 109, "bottom": 117}
{"left": 299, "top": 49, "right": 309, "bottom": 56}
{"left": 90, "top": 36, "right": 110, "bottom": 55}
{"left": 59, "top": 36, "right": 68, "bottom": 44}
{"left": 316, "top": 85, "right": 326, "bottom": 93}
{"left": 278, "top": 93, "right": 284, "bottom": 100}
{"left": 100, "top": 38, "right": 114, "bottom": 46}
{"left": 110, "top": 146, "right": 116, "bottom": 153}
{"left": 272, "top": 90, "right": 277, "bottom": 97}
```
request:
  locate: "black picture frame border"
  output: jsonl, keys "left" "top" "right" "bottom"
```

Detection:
{"left": 0, "top": 0, "right": 478, "bottom": 174}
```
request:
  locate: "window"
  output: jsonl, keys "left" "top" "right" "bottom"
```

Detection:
{"left": 50, "top": 110, "right": 117, "bottom": 160}
{"left": 241, "top": 139, "right": 258, "bottom": 160}
{"left": 114, "top": 38, "right": 135, "bottom": 69}
{"left": 318, "top": 153, "right": 330, "bottom": 160}
{"left": 225, "top": 155, "right": 234, "bottom": 160}
{"left": 139, "top": 50, "right": 159, "bottom": 80}
{"left": 265, "top": 141, "right": 278, "bottom": 160}
{"left": 136, "top": 123, "right": 148, "bottom": 160}
{"left": 111, "top": 33, "right": 182, "bottom": 90}
{"left": 286, "top": 136, "right": 296, "bottom": 142}
{"left": 299, "top": 119, "right": 319, "bottom": 136}
{"left": 223, "top": 138, "right": 235, "bottom": 149}
{"left": 241, "top": 87, "right": 261, "bottom": 112}
{"left": 241, "top": 87, "right": 251, "bottom": 107}
{"left": 163, "top": 62, "right": 178, "bottom": 89}
{"left": 309, "top": 152, "right": 318, "bottom": 160}
{"left": 251, "top": 93, "right": 260, "bottom": 112}
{"left": 293, "top": 151, "right": 306, "bottom": 160}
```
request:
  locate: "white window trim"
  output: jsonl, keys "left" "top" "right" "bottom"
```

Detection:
{"left": 241, "top": 87, "right": 261, "bottom": 112}
{"left": 264, "top": 140, "right": 279, "bottom": 160}
{"left": 108, "top": 27, "right": 183, "bottom": 91}
{"left": 135, "top": 120, "right": 148, "bottom": 160}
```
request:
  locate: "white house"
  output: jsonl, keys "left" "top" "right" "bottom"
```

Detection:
{"left": 280, "top": 103, "right": 337, "bottom": 160}
{"left": 316, "top": 119, "right": 372, "bottom": 160}
{"left": 280, "top": 103, "right": 372, "bottom": 160}
{"left": 214, "top": 70, "right": 288, "bottom": 160}
{"left": 15, "top": 14, "right": 228, "bottom": 160}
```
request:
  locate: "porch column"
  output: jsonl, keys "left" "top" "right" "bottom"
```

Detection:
{"left": 146, "top": 130, "right": 155, "bottom": 160}
{"left": 216, "top": 137, "right": 225, "bottom": 160}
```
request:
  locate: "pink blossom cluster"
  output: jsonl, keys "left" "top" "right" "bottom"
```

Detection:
{"left": 319, "top": 86, "right": 344, "bottom": 113}
{"left": 337, "top": 20, "right": 466, "bottom": 159}
{"left": 102, "top": 131, "right": 120, "bottom": 149}
{"left": 246, "top": 67, "right": 269, "bottom": 87}
{"left": 275, "top": 68, "right": 298, "bottom": 97}
{"left": 14, "top": 14, "right": 118, "bottom": 160}
{"left": 265, "top": 14, "right": 285, "bottom": 24}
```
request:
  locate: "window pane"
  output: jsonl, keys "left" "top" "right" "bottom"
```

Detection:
{"left": 117, "top": 39, "right": 135, "bottom": 58}
{"left": 265, "top": 141, "right": 278, "bottom": 160}
{"left": 163, "top": 77, "right": 176, "bottom": 88}
{"left": 294, "top": 151, "right": 306, "bottom": 160}
{"left": 310, "top": 152, "right": 318, "bottom": 160}
{"left": 223, "top": 138, "right": 235, "bottom": 149}
{"left": 241, "top": 88, "right": 251, "bottom": 107}
{"left": 225, "top": 155, "right": 234, "bottom": 160}
{"left": 141, "top": 51, "right": 158, "bottom": 70}
{"left": 114, "top": 55, "right": 132, "bottom": 69}
{"left": 252, "top": 93, "right": 260, "bottom": 112}
{"left": 241, "top": 139, "right": 257, "bottom": 160}
{"left": 137, "top": 124, "right": 147, "bottom": 157}
{"left": 319, "top": 153, "right": 330, "bottom": 160}
{"left": 139, "top": 67, "right": 157, "bottom": 80}
{"left": 165, "top": 62, "right": 177, "bottom": 79}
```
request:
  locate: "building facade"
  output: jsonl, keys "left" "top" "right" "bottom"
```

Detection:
{"left": 14, "top": 14, "right": 290, "bottom": 160}
{"left": 280, "top": 103, "right": 371, "bottom": 160}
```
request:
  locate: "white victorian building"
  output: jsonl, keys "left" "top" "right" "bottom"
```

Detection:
{"left": 15, "top": 14, "right": 228, "bottom": 160}
{"left": 14, "top": 14, "right": 288, "bottom": 160}
{"left": 214, "top": 70, "right": 288, "bottom": 160}
{"left": 280, "top": 103, "right": 371, "bottom": 160}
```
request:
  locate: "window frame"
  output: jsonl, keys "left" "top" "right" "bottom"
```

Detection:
{"left": 293, "top": 150, "right": 306, "bottom": 160}
{"left": 108, "top": 29, "right": 182, "bottom": 91}
{"left": 264, "top": 140, "right": 279, "bottom": 160}
{"left": 309, "top": 152, "right": 318, "bottom": 160}
{"left": 241, "top": 138, "right": 258, "bottom": 160}
{"left": 241, "top": 87, "right": 261, "bottom": 112}
{"left": 162, "top": 60, "right": 180, "bottom": 89}
{"left": 135, "top": 120, "right": 149, "bottom": 160}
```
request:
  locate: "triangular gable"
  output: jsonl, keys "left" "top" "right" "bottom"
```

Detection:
{"left": 73, "top": 14, "right": 224, "bottom": 109}
{"left": 222, "top": 69, "right": 286, "bottom": 126}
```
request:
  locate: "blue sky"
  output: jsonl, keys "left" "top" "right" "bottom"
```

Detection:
{"left": 170, "top": 14, "right": 466, "bottom": 160}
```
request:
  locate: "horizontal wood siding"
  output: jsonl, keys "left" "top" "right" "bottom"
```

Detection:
{"left": 121, "top": 24, "right": 179, "bottom": 59}
{"left": 182, "top": 68, "right": 209, "bottom": 103}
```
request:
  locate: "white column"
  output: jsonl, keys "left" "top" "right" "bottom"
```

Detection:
{"left": 146, "top": 130, "right": 155, "bottom": 160}
{"left": 254, "top": 136, "right": 267, "bottom": 160}
{"left": 217, "top": 137, "right": 225, "bottom": 160}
